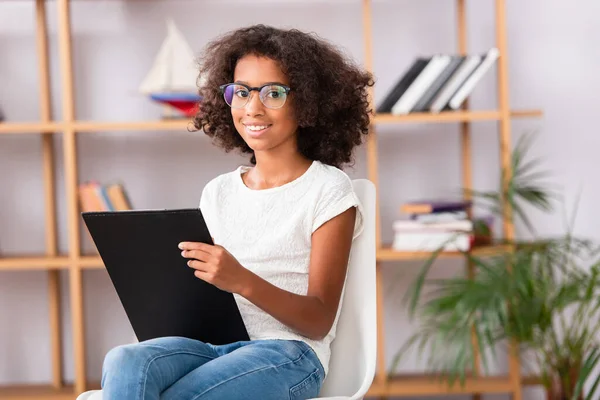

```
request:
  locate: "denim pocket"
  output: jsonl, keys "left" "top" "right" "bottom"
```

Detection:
{"left": 289, "top": 368, "right": 321, "bottom": 400}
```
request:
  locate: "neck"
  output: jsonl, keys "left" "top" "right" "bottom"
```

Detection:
{"left": 249, "top": 145, "right": 312, "bottom": 189}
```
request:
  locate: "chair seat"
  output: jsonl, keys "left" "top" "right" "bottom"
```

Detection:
{"left": 76, "top": 390, "right": 103, "bottom": 400}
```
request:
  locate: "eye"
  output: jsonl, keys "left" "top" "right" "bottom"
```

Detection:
{"left": 264, "top": 86, "right": 285, "bottom": 98}
{"left": 234, "top": 88, "right": 249, "bottom": 98}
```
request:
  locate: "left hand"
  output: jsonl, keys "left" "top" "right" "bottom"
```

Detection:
{"left": 178, "top": 241, "right": 251, "bottom": 294}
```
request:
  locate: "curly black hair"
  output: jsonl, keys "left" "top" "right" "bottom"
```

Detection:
{"left": 191, "top": 24, "right": 374, "bottom": 169}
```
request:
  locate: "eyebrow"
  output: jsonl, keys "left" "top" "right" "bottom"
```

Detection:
{"left": 234, "top": 80, "right": 287, "bottom": 87}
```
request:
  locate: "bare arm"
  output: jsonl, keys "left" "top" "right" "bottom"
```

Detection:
{"left": 240, "top": 207, "right": 356, "bottom": 340}
{"left": 180, "top": 206, "right": 357, "bottom": 341}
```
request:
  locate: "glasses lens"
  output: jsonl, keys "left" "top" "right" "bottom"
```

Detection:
{"left": 259, "top": 85, "right": 288, "bottom": 109}
{"left": 223, "top": 84, "right": 250, "bottom": 108}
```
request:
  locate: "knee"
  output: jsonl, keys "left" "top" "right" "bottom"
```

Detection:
{"left": 102, "top": 344, "right": 145, "bottom": 384}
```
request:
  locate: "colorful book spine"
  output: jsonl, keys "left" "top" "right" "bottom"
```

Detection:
{"left": 78, "top": 181, "right": 133, "bottom": 212}
{"left": 400, "top": 199, "right": 472, "bottom": 215}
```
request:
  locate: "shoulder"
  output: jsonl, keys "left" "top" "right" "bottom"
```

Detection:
{"left": 311, "top": 162, "right": 364, "bottom": 238}
{"left": 200, "top": 166, "right": 243, "bottom": 204}
{"left": 311, "top": 161, "right": 356, "bottom": 198}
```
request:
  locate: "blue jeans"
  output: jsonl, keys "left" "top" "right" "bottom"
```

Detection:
{"left": 101, "top": 336, "right": 325, "bottom": 400}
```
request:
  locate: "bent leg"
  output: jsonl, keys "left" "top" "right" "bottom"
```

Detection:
{"left": 101, "top": 336, "right": 218, "bottom": 400}
{"left": 161, "top": 340, "right": 325, "bottom": 400}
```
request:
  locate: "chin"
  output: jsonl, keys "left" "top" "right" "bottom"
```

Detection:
{"left": 244, "top": 140, "right": 273, "bottom": 153}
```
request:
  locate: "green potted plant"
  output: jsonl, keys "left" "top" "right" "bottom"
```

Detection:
{"left": 394, "top": 134, "right": 600, "bottom": 400}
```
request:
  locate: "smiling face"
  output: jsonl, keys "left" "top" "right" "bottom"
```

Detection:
{"left": 230, "top": 54, "right": 299, "bottom": 157}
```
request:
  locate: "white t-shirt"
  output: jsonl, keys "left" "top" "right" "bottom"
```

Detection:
{"left": 199, "top": 160, "right": 364, "bottom": 375}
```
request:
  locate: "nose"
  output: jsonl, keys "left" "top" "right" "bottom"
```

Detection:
{"left": 245, "top": 90, "right": 265, "bottom": 116}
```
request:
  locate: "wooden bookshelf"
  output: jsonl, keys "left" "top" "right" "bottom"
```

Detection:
{"left": 0, "top": 255, "right": 70, "bottom": 270}
{"left": 72, "top": 119, "right": 192, "bottom": 132}
{"left": 365, "top": 374, "right": 544, "bottom": 397}
{"left": 0, "top": 0, "right": 544, "bottom": 398}
{"left": 73, "top": 244, "right": 511, "bottom": 269}
{"left": 79, "top": 255, "right": 103, "bottom": 269}
{"left": 367, "top": 374, "right": 513, "bottom": 396}
{"left": 0, "top": 110, "right": 544, "bottom": 135}
{"left": 0, "top": 122, "right": 63, "bottom": 134}
{"left": 373, "top": 109, "right": 542, "bottom": 124}
{"left": 0, "top": 377, "right": 542, "bottom": 400}
{"left": 376, "top": 244, "right": 511, "bottom": 261}
{"left": 362, "top": 0, "right": 536, "bottom": 398}
{"left": 0, "top": 382, "right": 101, "bottom": 400}
{"left": 0, "top": 385, "right": 76, "bottom": 400}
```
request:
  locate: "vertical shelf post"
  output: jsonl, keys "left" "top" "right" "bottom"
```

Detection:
{"left": 455, "top": 2, "right": 483, "bottom": 400}
{"left": 56, "top": 0, "right": 86, "bottom": 394}
{"left": 362, "top": 0, "right": 388, "bottom": 392}
{"left": 35, "top": 0, "right": 63, "bottom": 390}
{"left": 494, "top": 0, "right": 523, "bottom": 399}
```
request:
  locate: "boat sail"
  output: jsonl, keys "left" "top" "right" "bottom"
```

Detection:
{"left": 139, "top": 18, "right": 204, "bottom": 118}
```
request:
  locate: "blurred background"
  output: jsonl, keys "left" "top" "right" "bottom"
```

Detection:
{"left": 1, "top": 1, "right": 598, "bottom": 399}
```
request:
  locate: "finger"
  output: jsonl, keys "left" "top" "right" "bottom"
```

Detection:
{"left": 187, "top": 259, "right": 209, "bottom": 272}
{"left": 193, "top": 269, "right": 214, "bottom": 283}
{"left": 181, "top": 249, "right": 210, "bottom": 262}
{"left": 179, "top": 241, "right": 214, "bottom": 252}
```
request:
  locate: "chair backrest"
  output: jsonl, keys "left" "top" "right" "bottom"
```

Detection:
{"left": 318, "top": 179, "right": 377, "bottom": 399}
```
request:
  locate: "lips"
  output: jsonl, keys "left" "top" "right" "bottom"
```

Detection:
{"left": 242, "top": 123, "right": 272, "bottom": 138}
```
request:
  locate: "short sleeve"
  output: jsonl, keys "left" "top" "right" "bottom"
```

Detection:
{"left": 199, "top": 182, "right": 217, "bottom": 240}
{"left": 312, "top": 178, "right": 364, "bottom": 240}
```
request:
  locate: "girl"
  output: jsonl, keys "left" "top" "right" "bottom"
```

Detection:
{"left": 101, "top": 24, "right": 373, "bottom": 400}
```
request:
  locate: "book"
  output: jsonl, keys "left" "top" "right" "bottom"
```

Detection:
{"left": 447, "top": 48, "right": 500, "bottom": 110}
{"left": 376, "top": 58, "right": 430, "bottom": 113}
{"left": 400, "top": 199, "right": 472, "bottom": 215}
{"left": 429, "top": 55, "right": 482, "bottom": 113}
{"left": 411, "top": 55, "right": 465, "bottom": 112}
{"left": 78, "top": 182, "right": 105, "bottom": 212}
{"left": 393, "top": 219, "right": 473, "bottom": 232}
{"left": 107, "top": 183, "right": 133, "bottom": 211}
{"left": 411, "top": 210, "right": 468, "bottom": 222}
{"left": 78, "top": 182, "right": 133, "bottom": 213}
{"left": 391, "top": 55, "right": 452, "bottom": 115}
{"left": 392, "top": 231, "right": 472, "bottom": 252}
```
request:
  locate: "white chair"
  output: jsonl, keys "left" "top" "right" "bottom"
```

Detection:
{"left": 77, "top": 179, "right": 377, "bottom": 400}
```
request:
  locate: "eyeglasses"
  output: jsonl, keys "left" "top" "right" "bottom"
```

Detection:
{"left": 219, "top": 83, "right": 291, "bottom": 109}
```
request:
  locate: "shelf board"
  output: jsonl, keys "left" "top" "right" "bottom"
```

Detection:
{"left": 0, "top": 381, "right": 101, "bottom": 399}
{"left": 373, "top": 109, "right": 542, "bottom": 124}
{"left": 2, "top": 247, "right": 511, "bottom": 269}
{"left": 0, "top": 384, "right": 75, "bottom": 400}
{"left": 0, "top": 122, "right": 63, "bottom": 134}
{"left": 0, "top": 256, "right": 70, "bottom": 270}
{"left": 366, "top": 374, "right": 513, "bottom": 396}
{"left": 0, "top": 109, "right": 542, "bottom": 134}
{"left": 0, "top": 378, "right": 541, "bottom": 399}
{"left": 511, "top": 109, "right": 544, "bottom": 118}
{"left": 73, "top": 119, "right": 193, "bottom": 132}
{"left": 377, "top": 244, "right": 510, "bottom": 261}
{"left": 80, "top": 255, "right": 104, "bottom": 269}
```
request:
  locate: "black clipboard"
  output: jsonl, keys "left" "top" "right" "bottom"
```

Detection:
{"left": 82, "top": 208, "right": 250, "bottom": 345}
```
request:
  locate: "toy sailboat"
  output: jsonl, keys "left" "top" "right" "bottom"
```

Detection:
{"left": 139, "top": 19, "right": 205, "bottom": 118}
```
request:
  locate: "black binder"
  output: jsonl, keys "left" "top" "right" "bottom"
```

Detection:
{"left": 82, "top": 208, "right": 250, "bottom": 345}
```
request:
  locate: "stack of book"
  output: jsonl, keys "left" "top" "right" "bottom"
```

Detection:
{"left": 78, "top": 181, "right": 132, "bottom": 212}
{"left": 392, "top": 199, "right": 473, "bottom": 252}
{"left": 377, "top": 48, "right": 499, "bottom": 115}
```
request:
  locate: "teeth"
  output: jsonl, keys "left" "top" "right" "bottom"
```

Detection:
{"left": 246, "top": 125, "right": 268, "bottom": 131}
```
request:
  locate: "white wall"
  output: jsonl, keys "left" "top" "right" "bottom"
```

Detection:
{"left": 1, "top": 1, "right": 598, "bottom": 399}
